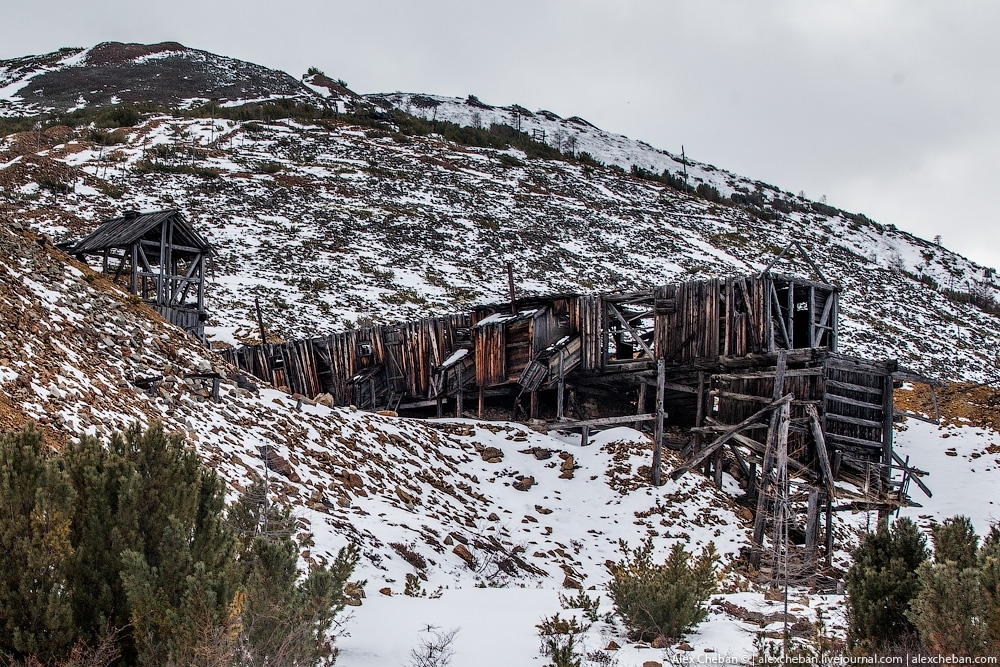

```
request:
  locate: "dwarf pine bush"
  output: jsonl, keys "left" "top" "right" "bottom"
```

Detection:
{"left": 606, "top": 536, "right": 718, "bottom": 642}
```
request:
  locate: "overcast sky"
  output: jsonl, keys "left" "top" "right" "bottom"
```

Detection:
{"left": 4, "top": 1, "right": 999, "bottom": 267}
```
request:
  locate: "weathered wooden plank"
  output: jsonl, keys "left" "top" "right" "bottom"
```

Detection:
{"left": 825, "top": 378, "right": 883, "bottom": 396}
{"left": 805, "top": 404, "right": 837, "bottom": 500}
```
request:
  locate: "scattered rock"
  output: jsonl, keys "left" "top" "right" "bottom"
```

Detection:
{"left": 677, "top": 641, "right": 694, "bottom": 651}
{"left": 443, "top": 534, "right": 454, "bottom": 546}
{"left": 481, "top": 446, "right": 504, "bottom": 463}
{"left": 376, "top": 409, "right": 398, "bottom": 417}
{"left": 314, "top": 392, "right": 335, "bottom": 407}
{"left": 513, "top": 475, "right": 535, "bottom": 492}
{"left": 562, "top": 575, "right": 582, "bottom": 590}
{"left": 532, "top": 447, "right": 553, "bottom": 460}
{"left": 642, "top": 662, "right": 662, "bottom": 667}
{"left": 452, "top": 543, "right": 475, "bottom": 568}
{"left": 487, "top": 512, "right": 500, "bottom": 521}
{"left": 604, "top": 641, "right": 620, "bottom": 651}
{"left": 534, "top": 505, "right": 553, "bottom": 515}
{"left": 395, "top": 485, "right": 417, "bottom": 504}
{"left": 378, "top": 587, "right": 392, "bottom": 596}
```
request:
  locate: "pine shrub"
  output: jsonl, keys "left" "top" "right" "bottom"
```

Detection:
{"left": 0, "top": 423, "right": 359, "bottom": 667}
{"left": 845, "top": 517, "right": 928, "bottom": 651}
{"left": 606, "top": 537, "right": 718, "bottom": 642}
{"left": 906, "top": 517, "right": 1000, "bottom": 656}
{"left": 932, "top": 516, "right": 979, "bottom": 569}
{"left": 907, "top": 561, "right": 989, "bottom": 656}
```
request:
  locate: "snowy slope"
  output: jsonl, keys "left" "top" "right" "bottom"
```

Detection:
{"left": 3, "top": 109, "right": 998, "bottom": 382}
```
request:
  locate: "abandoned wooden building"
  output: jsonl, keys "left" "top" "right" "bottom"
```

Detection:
{"left": 67, "top": 209, "right": 212, "bottom": 340}
{"left": 221, "top": 254, "right": 935, "bottom": 577}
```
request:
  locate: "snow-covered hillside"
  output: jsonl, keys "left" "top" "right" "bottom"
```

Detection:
{"left": 2, "top": 107, "right": 998, "bottom": 381}
{"left": 8, "top": 213, "right": 995, "bottom": 662}
{"left": 4, "top": 64, "right": 1000, "bottom": 657}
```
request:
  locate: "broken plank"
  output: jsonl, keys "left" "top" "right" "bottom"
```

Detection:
{"left": 669, "top": 393, "right": 794, "bottom": 481}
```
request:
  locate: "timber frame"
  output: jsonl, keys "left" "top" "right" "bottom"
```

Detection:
{"left": 68, "top": 210, "right": 212, "bottom": 341}
{"left": 222, "top": 265, "right": 934, "bottom": 576}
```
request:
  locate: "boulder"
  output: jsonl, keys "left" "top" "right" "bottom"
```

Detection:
{"left": 452, "top": 543, "right": 475, "bottom": 568}
{"left": 480, "top": 446, "right": 504, "bottom": 463}
{"left": 512, "top": 475, "right": 535, "bottom": 492}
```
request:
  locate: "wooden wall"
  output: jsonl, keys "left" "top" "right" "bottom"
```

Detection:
{"left": 221, "top": 314, "right": 471, "bottom": 407}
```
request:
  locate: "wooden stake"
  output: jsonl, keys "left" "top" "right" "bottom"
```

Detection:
{"left": 255, "top": 296, "right": 268, "bottom": 345}
{"left": 507, "top": 262, "right": 516, "bottom": 314}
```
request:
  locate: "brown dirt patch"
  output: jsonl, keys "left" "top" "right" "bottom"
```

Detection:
{"left": 895, "top": 382, "right": 1000, "bottom": 431}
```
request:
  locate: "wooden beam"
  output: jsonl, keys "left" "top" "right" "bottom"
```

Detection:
{"left": 892, "top": 451, "right": 933, "bottom": 498}
{"left": 792, "top": 240, "right": 829, "bottom": 284}
{"left": 770, "top": 282, "right": 792, "bottom": 348}
{"left": 554, "top": 414, "right": 657, "bottom": 429}
{"left": 669, "top": 393, "right": 794, "bottom": 481}
{"left": 894, "top": 409, "right": 940, "bottom": 426}
{"left": 805, "top": 404, "right": 837, "bottom": 500}
{"left": 825, "top": 378, "right": 883, "bottom": 396}
{"left": 607, "top": 301, "right": 654, "bottom": 359}
{"left": 813, "top": 292, "right": 835, "bottom": 347}
{"left": 825, "top": 392, "right": 882, "bottom": 410}
{"left": 759, "top": 241, "right": 793, "bottom": 278}
{"left": 825, "top": 413, "right": 884, "bottom": 429}
{"left": 805, "top": 488, "right": 821, "bottom": 559}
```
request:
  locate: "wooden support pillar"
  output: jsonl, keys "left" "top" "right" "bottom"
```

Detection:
{"left": 456, "top": 366, "right": 464, "bottom": 418}
{"left": 477, "top": 385, "right": 485, "bottom": 419}
{"left": 436, "top": 394, "right": 443, "bottom": 418}
{"left": 748, "top": 461, "right": 758, "bottom": 501}
{"left": 752, "top": 349, "right": 787, "bottom": 567}
{"left": 652, "top": 359, "right": 665, "bottom": 486}
{"left": 825, "top": 493, "right": 834, "bottom": 567}
{"left": 636, "top": 381, "right": 647, "bottom": 429}
{"left": 713, "top": 448, "right": 724, "bottom": 489}
{"left": 881, "top": 369, "right": 894, "bottom": 483}
{"left": 529, "top": 391, "right": 538, "bottom": 420}
{"left": 805, "top": 488, "right": 820, "bottom": 560}
{"left": 581, "top": 425, "right": 590, "bottom": 447}
{"left": 557, "top": 352, "right": 566, "bottom": 420}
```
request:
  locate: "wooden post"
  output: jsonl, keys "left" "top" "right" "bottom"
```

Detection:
{"left": 805, "top": 487, "right": 820, "bottom": 560}
{"left": 255, "top": 297, "right": 268, "bottom": 345}
{"left": 882, "top": 368, "right": 894, "bottom": 483}
{"left": 506, "top": 262, "right": 516, "bottom": 314}
{"left": 581, "top": 425, "right": 590, "bottom": 447}
{"left": 636, "top": 381, "right": 647, "bottom": 429}
{"left": 825, "top": 493, "right": 834, "bottom": 567}
{"left": 456, "top": 366, "right": 464, "bottom": 417}
{"left": 556, "top": 351, "right": 566, "bottom": 420}
{"left": 652, "top": 359, "right": 665, "bottom": 486}
{"left": 530, "top": 391, "right": 538, "bottom": 420}
{"left": 713, "top": 449, "right": 724, "bottom": 488}
{"left": 478, "top": 385, "right": 485, "bottom": 419}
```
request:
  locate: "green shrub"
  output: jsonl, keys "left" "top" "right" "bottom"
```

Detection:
{"left": 932, "top": 516, "right": 979, "bottom": 569}
{"left": 845, "top": 517, "right": 929, "bottom": 651}
{"left": 905, "top": 518, "right": 1000, "bottom": 656}
{"left": 0, "top": 423, "right": 358, "bottom": 666}
{"left": 606, "top": 536, "right": 718, "bottom": 642}
{"left": 536, "top": 613, "right": 587, "bottom": 667}
{"left": 908, "top": 560, "right": 990, "bottom": 656}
